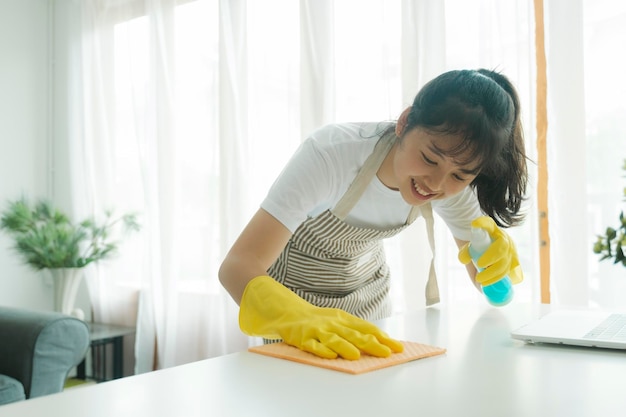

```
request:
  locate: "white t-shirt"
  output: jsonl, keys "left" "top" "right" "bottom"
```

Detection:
{"left": 261, "top": 122, "right": 483, "bottom": 241}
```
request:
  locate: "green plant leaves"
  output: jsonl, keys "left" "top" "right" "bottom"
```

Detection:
{"left": 594, "top": 160, "right": 626, "bottom": 269}
{"left": 0, "top": 198, "right": 140, "bottom": 270}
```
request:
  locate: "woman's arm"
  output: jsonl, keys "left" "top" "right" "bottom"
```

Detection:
{"left": 219, "top": 208, "right": 293, "bottom": 304}
{"left": 220, "top": 207, "right": 403, "bottom": 360}
{"left": 454, "top": 237, "right": 481, "bottom": 292}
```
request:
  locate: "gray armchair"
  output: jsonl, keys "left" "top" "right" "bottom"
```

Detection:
{"left": 0, "top": 306, "right": 89, "bottom": 406}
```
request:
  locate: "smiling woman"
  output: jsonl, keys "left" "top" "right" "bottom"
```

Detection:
{"left": 382, "top": 129, "right": 479, "bottom": 204}
{"left": 63, "top": 0, "right": 543, "bottom": 370}
{"left": 388, "top": 70, "right": 527, "bottom": 228}
{"left": 218, "top": 69, "right": 529, "bottom": 359}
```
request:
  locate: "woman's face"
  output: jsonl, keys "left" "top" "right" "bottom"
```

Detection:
{"left": 380, "top": 126, "right": 480, "bottom": 207}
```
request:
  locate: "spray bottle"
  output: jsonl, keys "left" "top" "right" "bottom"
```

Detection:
{"left": 469, "top": 227, "right": 513, "bottom": 306}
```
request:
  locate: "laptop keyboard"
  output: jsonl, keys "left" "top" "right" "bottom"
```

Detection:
{"left": 583, "top": 314, "right": 626, "bottom": 341}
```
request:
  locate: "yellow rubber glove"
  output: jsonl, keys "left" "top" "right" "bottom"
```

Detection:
{"left": 458, "top": 216, "right": 524, "bottom": 286}
{"left": 239, "top": 275, "right": 404, "bottom": 360}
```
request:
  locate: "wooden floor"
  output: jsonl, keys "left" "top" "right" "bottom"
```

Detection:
{"left": 64, "top": 378, "right": 97, "bottom": 389}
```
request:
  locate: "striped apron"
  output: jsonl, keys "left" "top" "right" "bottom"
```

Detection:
{"left": 267, "top": 131, "right": 439, "bottom": 323}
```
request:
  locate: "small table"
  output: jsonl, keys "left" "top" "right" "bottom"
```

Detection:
{"left": 76, "top": 322, "right": 136, "bottom": 382}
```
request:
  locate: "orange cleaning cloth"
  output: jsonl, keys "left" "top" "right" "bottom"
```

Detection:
{"left": 248, "top": 340, "right": 446, "bottom": 374}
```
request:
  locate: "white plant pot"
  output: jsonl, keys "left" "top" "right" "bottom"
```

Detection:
{"left": 49, "top": 268, "right": 85, "bottom": 320}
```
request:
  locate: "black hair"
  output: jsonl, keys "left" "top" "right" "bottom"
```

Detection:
{"left": 403, "top": 69, "right": 528, "bottom": 227}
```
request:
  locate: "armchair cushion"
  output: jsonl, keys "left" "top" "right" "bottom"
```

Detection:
{"left": 0, "top": 375, "right": 25, "bottom": 405}
{"left": 0, "top": 307, "right": 89, "bottom": 405}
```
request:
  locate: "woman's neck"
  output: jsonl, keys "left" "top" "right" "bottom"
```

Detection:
{"left": 376, "top": 142, "right": 399, "bottom": 191}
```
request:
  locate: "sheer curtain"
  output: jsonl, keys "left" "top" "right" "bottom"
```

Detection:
{"left": 545, "top": 0, "right": 626, "bottom": 307}
{"left": 62, "top": 0, "right": 626, "bottom": 372}
{"left": 76, "top": 0, "right": 252, "bottom": 372}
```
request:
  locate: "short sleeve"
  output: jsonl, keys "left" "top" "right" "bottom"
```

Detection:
{"left": 260, "top": 122, "right": 391, "bottom": 233}
{"left": 260, "top": 136, "right": 340, "bottom": 233}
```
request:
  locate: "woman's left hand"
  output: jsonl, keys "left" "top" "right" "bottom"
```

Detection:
{"left": 458, "top": 216, "right": 524, "bottom": 286}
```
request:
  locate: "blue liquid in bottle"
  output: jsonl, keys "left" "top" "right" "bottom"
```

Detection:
{"left": 469, "top": 227, "right": 514, "bottom": 306}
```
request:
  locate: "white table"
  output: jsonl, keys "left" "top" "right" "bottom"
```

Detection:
{"left": 2, "top": 303, "right": 625, "bottom": 417}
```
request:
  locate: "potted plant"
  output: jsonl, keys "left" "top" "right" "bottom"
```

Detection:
{"left": 593, "top": 159, "right": 626, "bottom": 268}
{"left": 0, "top": 197, "right": 140, "bottom": 318}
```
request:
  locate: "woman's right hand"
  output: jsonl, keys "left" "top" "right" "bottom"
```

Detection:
{"left": 239, "top": 275, "right": 404, "bottom": 360}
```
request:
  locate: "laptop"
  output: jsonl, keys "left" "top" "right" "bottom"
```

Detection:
{"left": 511, "top": 309, "right": 626, "bottom": 350}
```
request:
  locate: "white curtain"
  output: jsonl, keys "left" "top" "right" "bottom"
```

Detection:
{"left": 544, "top": 0, "right": 589, "bottom": 305}
{"left": 545, "top": 0, "right": 626, "bottom": 307}
{"left": 76, "top": 0, "right": 252, "bottom": 372}
{"left": 61, "top": 0, "right": 626, "bottom": 372}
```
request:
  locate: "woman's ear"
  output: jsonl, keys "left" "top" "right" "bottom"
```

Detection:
{"left": 396, "top": 107, "right": 412, "bottom": 136}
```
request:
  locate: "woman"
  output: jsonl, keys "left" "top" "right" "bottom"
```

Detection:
{"left": 219, "top": 69, "right": 528, "bottom": 360}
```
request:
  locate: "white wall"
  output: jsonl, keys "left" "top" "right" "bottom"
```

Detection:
{"left": 0, "top": 0, "right": 54, "bottom": 310}
{"left": 0, "top": 0, "right": 90, "bottom": 314}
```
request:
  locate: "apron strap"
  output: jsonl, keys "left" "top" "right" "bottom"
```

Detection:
{"left": 420, "top": 203, "right": 440, "bottom": 305}
{"left": 330, "top": 127, "right": 440, "bottom": 306}
{"left": 332, "top": 130, "right": 396, "bottom": 220}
